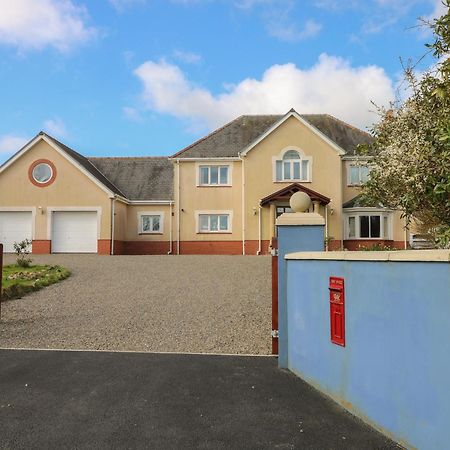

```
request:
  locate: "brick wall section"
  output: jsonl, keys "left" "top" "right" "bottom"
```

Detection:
{"left": 343, "top": 240, "right": 406, "bottom": 251}
{"left": 32, "top": 240, "right": 51, "bottom": 254}
{"left": 124, "top": 241, "right": 171, "bottom": 255}
{"left": 97, "top": 239, "right": 111, "bottom": 255}
{"left": 245, "top": 240, "right": 270, "bottom": 255}
{"left": 327, "top": 240, "right": 342, "bottom": 251}
{"left": 179, "top": 241, "right": 243, "bottom": 255}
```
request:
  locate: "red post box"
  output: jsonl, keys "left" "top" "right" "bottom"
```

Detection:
{"left": 329, "top": 277, "right": 345, "bottom": 347}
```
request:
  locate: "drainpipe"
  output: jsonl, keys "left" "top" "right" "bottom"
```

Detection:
{"left": 111, "top": 197, "right": 116, "bottom": 255}
{"left": 325, "top": 204, "right": 329, "bottom": 251}
{"left": 239, "top": 154, "right": 246, "bottom": 255}
{"left": 257, "top": 201, "right": 262, "bottom": 255}
{"left": 168, "top": 202, "right": 173, "bottom": 255}
{"left": 176, "top": 159, "right": 181, "bottom": 255}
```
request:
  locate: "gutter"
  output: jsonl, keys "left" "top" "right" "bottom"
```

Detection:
{"left": 239, "top": 153, "right": 246, "bottom": 255}
{"left": 111, "top": 197, "right": 116, "bottom": 255}
{"left": 168, "top": 201, "right": 173, "bottom": 255}
{"left": 257, "top": 201, "right": 262, "bottom": 255}
{"left": 176, "top": 159, "right": 181, "bottom": 255}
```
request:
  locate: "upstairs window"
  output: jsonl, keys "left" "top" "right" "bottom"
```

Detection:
{"left": 275, "top": 150, "right": 311, "bottom": 182}
{"left": 348, "top": 164, "right": 370, "bottom": 186}
{"left": 199, "top": 165, "right": 230, "bottom": 186}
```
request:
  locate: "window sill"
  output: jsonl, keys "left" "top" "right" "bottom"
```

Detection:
{"left": 274, "top": 180, "right": 311, "bottom": 184}
{"left": 346, "top": 237, "right": 392, "bottom": 241}
{"left": 197, "top": 231, "right": 232, "bottom": 234}
{"left": 196, "top": 185, "right": 232, "bottom": 188}
{"left": 139, "top": 232, "right": 164, "bottom": 235}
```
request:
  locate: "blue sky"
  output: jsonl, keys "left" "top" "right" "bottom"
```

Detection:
{"left": 0, "top": 0, "right": 446, "bottom": 162}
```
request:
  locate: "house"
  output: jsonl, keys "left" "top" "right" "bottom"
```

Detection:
{"left": 0, "top": 109, "right": 408, "bottom": 254}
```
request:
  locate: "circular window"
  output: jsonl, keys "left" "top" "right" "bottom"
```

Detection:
{"left": 28, "top": 159, "right": 57, "bottom": 187}
{"left": 32, "top": 163, "right": 53, "bottom": 183}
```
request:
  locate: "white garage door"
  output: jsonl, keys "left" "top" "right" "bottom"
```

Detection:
{"left": 52, "top": 211, "right": 98, "bottom": 253}
{"left": 0, "top": 211, "right": 33, "bottom": 253}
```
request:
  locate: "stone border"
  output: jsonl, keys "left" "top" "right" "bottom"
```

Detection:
{"left": 285, "top": 249, "right": 450, "bottom": 262}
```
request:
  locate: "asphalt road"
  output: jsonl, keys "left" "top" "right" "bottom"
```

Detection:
{"left": 0, "top": 349, "right": 399, "bottom": 450}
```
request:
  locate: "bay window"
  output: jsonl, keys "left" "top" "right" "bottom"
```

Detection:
{"left": 345, "top": 211, "right": 392, "bottom": 240}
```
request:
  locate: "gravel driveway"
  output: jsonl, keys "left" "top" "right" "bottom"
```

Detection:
{"left": 0, "top": 255, "right": 271, "bottom": 354}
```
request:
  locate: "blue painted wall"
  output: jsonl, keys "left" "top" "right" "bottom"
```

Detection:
{"left": 285, "top": 258, "right": 450, "bottom": 449}
{"left": 277, "top": 225, "right": 324, "bottom": 368}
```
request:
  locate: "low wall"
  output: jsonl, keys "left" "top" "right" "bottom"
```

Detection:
{"left": 283, "top": 250, "right": 450, "bottom": 450}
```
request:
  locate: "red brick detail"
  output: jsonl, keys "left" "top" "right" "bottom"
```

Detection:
{"left": 97, "top": 239, "right": 111, "bottom": 255}
{"left": 28, "top": 159, "right": 57, "bottom": 187}
{"left": 123, "top": 241, "right": 171, "bottom": 255}
{"left": 328, "top": 240, "right": 342, "bottom": 251}
{"left": 112, "top": 240, "right": 126, "bottom": 255}
{"left": 245, "top": 240, "right": 270, "bottom": 255}
{"left": 178, "top": 240, "right": 270, "bottom": 255}
{"left": 32, "top": 240, "right": 51, "bottom": 254}
{"left": 343, "top": 240, "right": 406, "bottom": 251}
{"left": 180, "top": 241, "right": 242, "bottom": 255}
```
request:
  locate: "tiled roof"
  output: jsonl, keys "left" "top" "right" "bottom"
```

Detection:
{"left": 172, "top": 113, "right": 374, "bottom": 159}
{"left": 41, "top": 133, "right": 126, "bottom": 197}
{"left": 343, "top": 195, "right": 384, "bottom": 208}
{"left": 88, "top": 157, "right": 173, "bottom": 201}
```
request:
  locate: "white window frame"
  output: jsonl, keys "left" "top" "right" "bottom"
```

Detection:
{"left": 272, "top": 147, "right": 312, "bottom": 183}
{"left": 138, "top": 211, "right": 164, "bottom": 234}
{"left": 347, "top": 162, "right": 371, "bottom": 186}
{"left": 196, "top": 163, "right": 232, "bottom": 187}
{"left": 195, "top": 210, "right": 233, "bottom": 233}
{"left": 344, "top": 209, "right": 392, "bottom": 240}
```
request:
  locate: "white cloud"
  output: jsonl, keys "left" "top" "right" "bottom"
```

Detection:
{"left": 133, "top": 54, "right": 395, "bottom": 131}
{"left": 173, "top": 50, "right": 202, "bottom": 64}
{"left": 0, "top": 0, "right": 96, "bottom": 52}
{"left": 425, "top": 0, "right": 448, "bottom": 20}
{"left": 0, "top": 135, "right": 29, "bottom": 160}
{"left": 43, "top": 118, "right": 68, "bottom": 138}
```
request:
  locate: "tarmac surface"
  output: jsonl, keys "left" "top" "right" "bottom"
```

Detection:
{"left": 0, "top": 349, "right": 400, "bottom": 450}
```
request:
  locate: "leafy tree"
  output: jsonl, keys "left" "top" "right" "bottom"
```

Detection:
{"left": 360, "top": 1, "right": 450, "bottom": 248}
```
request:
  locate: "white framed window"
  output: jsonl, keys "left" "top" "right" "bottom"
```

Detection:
{"left": 196, "top": 211, "right": 232, "bottom": 233}
{"left": 197, "top": 165, "right": 231, "bottom": 186}
{"left": 344, "top": 210, "right": 392, "bottom": 240}
{"left": 273, "top": 148, "right": 312, "bottom": 182}
{"left": 348, "top": 164, "right": 371, "bottom": 186}
{"left": 138, "top": 211, "right": 164, "bottom": 234}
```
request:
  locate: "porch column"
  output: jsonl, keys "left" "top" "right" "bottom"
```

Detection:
{"left": 277, "top": 192, "right": 325, "bottom": 369}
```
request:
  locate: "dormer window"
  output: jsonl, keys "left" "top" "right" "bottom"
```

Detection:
{"left": 274, "top": 149, "right": 311, "bottom": 182}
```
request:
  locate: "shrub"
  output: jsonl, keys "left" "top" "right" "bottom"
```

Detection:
{"left": 13, "top": 239, "right": 33, "bottom": 268}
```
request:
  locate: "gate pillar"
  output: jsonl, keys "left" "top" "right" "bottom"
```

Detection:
{"left": 277, "top": 193, "right": 325, "bottom": 369}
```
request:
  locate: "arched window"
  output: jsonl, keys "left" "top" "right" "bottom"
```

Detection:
{"left": 275, "top": 149, "right": 311, "bottom": 182}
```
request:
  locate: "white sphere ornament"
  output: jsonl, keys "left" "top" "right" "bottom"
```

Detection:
{"left": 290, "top": 192, "right": 311, "bottom": 213}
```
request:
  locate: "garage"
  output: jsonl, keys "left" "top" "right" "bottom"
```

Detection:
{"left": 51, "top": 211, "right": 98, "bottom": 253}
{"left": 0, "top": 211, "right": 33, "bottom": 253}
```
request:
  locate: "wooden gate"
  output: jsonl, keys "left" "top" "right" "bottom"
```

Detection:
{"left": 271, "top": 238, "right": 278, "bottom": 355}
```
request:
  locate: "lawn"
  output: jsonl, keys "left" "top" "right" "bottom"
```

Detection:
{"left": 1, "top": 264, "right": 70, "bottom": 300}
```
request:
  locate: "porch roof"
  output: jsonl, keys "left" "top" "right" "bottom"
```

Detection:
{"left": 260, "top": 183, "right": 331, "bottom": 206}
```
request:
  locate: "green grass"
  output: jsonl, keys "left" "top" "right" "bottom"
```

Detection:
{"left": 1, "top": 264, "right": 70, "bottom": 300}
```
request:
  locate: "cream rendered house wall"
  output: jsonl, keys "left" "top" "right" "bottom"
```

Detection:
{"left": 242, "top": 116, "right": 343, "bottom": 247}
{"left": 173, "top": 160, "right": 243, "bottom": 242}
{"left": 0, "top": 140, "right": 112, "bottom": 241}
{"left": 125, "top": 204, "right": 173, "bottom": 242}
